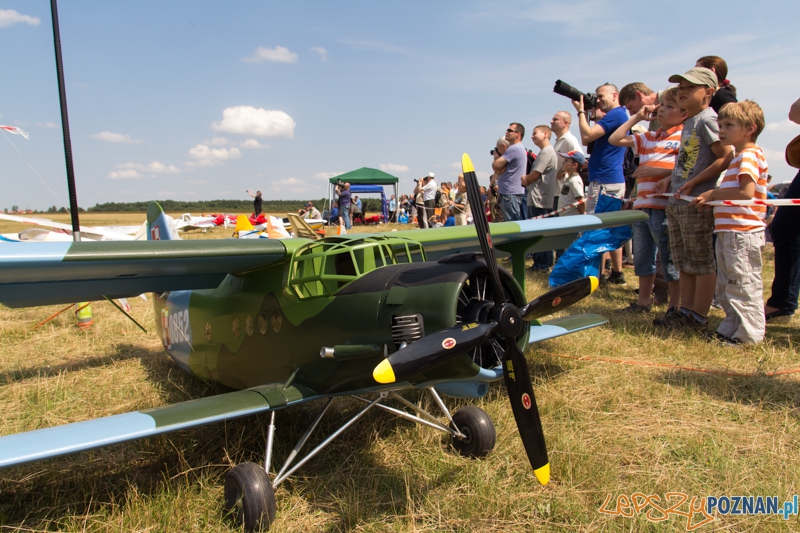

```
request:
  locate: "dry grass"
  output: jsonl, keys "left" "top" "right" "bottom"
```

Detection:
{"left": 1, "top": 213, "right": 799, "bottom": 532}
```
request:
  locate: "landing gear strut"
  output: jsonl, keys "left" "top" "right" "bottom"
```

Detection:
{"left": 222, "top": 388, "right": 496, "bottom": 531}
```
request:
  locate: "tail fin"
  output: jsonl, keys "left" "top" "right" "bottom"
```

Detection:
{"left": 146, "top": 202, "right": 179, "bottom": 240}
{"left": 265, "top": 216, "right": 292, "bottom": 239}
{"left": 233, "top": 215, "right": 256, "bottom": 238}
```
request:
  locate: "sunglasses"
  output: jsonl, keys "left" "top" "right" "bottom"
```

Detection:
{"left": 506, "top": 128, "right": 518, "bottom": 134}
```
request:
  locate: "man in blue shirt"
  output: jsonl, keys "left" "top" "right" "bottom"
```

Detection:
{"left": 573, "top": 83, "right": 628, "bottom": 283}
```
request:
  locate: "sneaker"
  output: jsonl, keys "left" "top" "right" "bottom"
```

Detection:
{"left": 703, "top": 331, "right": 743, "bottom": 347}
{"left": 684, "top": 310, "right": 709, "bottom": 332}
{"left": 615, "top": 302, "right": 652, "bottom": 314}
{"left": 710, "top": 298, "right": 722, "bottom": 310}
{"left": 765, "top": 308, "right": 794, "bottom": 324}
{"left": 607, "top": 271, "right": 627, "bottom": 285}
{"left": 653, "top": 306, "right": 684, "bottom": 328}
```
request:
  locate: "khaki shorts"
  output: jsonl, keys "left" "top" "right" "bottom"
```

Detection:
{"left": 586, "top": 182, "right": 625, "bottom": 214}
{"left": 666, "top": 203, "right": 716, "bottom": 276}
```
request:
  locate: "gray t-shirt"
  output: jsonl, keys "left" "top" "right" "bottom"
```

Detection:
{"left": 526, "top": 145, "right": 558, "bottom": 208}
{"left": 670, "top": 106, "right": 720, "bottom": 205}
{"left": 497, "top": 143, "right": 526, "bottom": 195}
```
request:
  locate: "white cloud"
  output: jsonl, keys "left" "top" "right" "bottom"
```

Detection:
{"left": 90, "top": 131, "right": 143, "bottom": 144}
{"left": 212, "top": 106, "right": 295, "bottom": 138}
{"left": 242, "top": 45, "right": 297, "bottom": 64}
{"left": 312, "top": 171, "right": 343, "bottom": 180}
{"left": 310, "top": 46, "right": 329, "bottom": 62}
{"left": 0, "top": 9, "right": 40, "bottom": 28}
{"left": 765, "top": 119, "right": 800, "bottom": 133}
{"left": 108, "top": 161, "right": 179, "bottom": 178}
{"left": 186, "top": 144, "right": 242, "bottom": 167}
{"left": 380, "top": 163, "right": 409, "bottom": 173}
{"left": 278, "top": 177, "right": 305, "bottom": 186}
{"left": 108, "top": 169, "right": 140, "bottom": 179}
{"left": 241, "top": 139, "right": 269, "bottom": 149}
{"left": 209, "top": 136, "right": 229, "bottom": 146}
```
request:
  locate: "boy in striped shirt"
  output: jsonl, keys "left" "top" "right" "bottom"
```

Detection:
{"left": 609, "top": 87, "right": 686, "bottom": 313}
{"left": 692, "top": 101, "right": 768, "bottom": 345}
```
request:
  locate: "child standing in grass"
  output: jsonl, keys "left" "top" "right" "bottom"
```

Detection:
{"left": 692, "top": 101, "right": 769, "bottom": 345}
{"left": 653, "top": 67, "right": 733, "bottom": 332}
{"left": 609, "top": 87, "right": 686, "bottom": 314}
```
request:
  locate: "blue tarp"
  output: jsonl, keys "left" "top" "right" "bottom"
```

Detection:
{"left": 549, "top": 194, "right": 634, "bottom": 287}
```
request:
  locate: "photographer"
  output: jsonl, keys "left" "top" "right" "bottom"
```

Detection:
{"left": 572, "top": 83, "right": 628, "bottom": 284}
{"left": 334, "top": 181, "right": 352, "bottom": 230}
{"left": 414, "top": 173, "right": 437, "bottom": 229}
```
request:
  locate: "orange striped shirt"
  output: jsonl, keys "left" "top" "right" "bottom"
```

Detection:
{"left": 631, "top": 125, "right": 682, "bottom": 209}
{"left": 713, "top": 146, "right": 769, "bottom": 233}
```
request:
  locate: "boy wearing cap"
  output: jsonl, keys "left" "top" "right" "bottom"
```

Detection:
{"left": 654, "top": 67, "right": 733, "bottom": 331}
{"left": 692, "top": 101, "right": 769, "bottom": 345}
{"left": 609, "top": 87, "right": 686, "bottom": 314}
{"left": 556, "top": 151, "right": 586, "bottom": 216}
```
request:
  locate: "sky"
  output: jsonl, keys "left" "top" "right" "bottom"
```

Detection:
{"left": 2, "top": 1, "right": 799, "bottom": 211}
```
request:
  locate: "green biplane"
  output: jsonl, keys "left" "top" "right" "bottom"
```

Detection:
{"left": 0, "top": 157, "right": 646, "bottom": 531}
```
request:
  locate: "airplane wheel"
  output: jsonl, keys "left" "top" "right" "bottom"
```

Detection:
{"left": 224, "top": 462, "right": 276, "bottom": 532}
{"left": 450, "top": 405, "right": 496, "bottom": 457}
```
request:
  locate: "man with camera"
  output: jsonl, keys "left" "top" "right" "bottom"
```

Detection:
{"left": 414, "top": 173, "right": 437, "bottom": 229}
{"left": 572, "top": 83, "right": 628, "bottom": 284}
{"left": 491, "top": 123, "right": 527, "bottom": 221}
{"left": 334, "top": 181, "right": 352, "bottom": 230}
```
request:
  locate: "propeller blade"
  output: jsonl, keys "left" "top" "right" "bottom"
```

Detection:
{"left": 519, "top": 276, "right": 599, "bottom": 322}
{"left": 373, "top": 322, "right": 496, "bottom": 384}
{"left": 462, "top": 153, "right": 506, "bottom": 304}
{"left": 502, "top": 338, "right": 550, "bottom": 485}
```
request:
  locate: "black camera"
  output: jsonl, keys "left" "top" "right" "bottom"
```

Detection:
{"left": 490, "top": 148, "right": 496, "bottom": 155}
{"left": 553, "top": 80, "right": 597, "bottom": 110}
{"left": 413, "top": 178, "right": 420, "bottom": 183}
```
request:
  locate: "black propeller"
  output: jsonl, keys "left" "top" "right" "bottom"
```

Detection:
{"left": 372, "top": 153, "right": 600, "bottom": 485}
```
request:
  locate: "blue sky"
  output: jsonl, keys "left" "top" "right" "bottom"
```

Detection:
{"left": 2, "top": 1, "right": 799, "bottom": 211}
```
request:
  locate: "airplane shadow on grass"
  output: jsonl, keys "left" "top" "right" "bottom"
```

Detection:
{"left": 0, "top": 345, "right": 566, "bottom": 530}
{"left": 0, "top": 342, "right": 153, "bottom": 386}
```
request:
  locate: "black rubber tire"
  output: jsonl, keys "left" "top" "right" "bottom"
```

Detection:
{"left": 450, "top": 405, "right": 496, "bottom": 457}
{"left": 224, "top": 462, "right": 276, "bottom": 532}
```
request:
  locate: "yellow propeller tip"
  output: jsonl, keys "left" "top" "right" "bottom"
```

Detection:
{"left": 534, "top": 463, "right": 550, "bottom": 485}
{"left": 461, "top": 153, "right": 475, "bottom": 174}
{"left": 372, "top": 359, "right": 397, "bottom": 384}
{"left": 589, "top": 276, "right": 599, "bottom": 293}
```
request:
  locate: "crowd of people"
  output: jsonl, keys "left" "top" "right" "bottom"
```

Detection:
{"left": 487, "top": 55, "right": 798, "bottom": 347}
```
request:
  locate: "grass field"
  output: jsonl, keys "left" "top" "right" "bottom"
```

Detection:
{"left": 0, "top": 213, "right": 798, "bottom": 532}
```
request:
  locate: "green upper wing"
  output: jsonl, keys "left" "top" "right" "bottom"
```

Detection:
{"left": 0, "top": 239, "right": 293, "bottom": 308}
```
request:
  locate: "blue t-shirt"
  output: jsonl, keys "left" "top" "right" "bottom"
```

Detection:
{"left": 338, "top": 188, "right": 351, "bottom": 208}
{"left": 497, "top": 143, "right": 526, "bottom": 195}
{"left": 588, "top": 106, "right": 627, "bottom": 184}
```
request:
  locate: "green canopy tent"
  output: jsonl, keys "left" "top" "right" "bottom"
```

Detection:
{"left": 326, "top": 167, "right": 400, "bottom": 223}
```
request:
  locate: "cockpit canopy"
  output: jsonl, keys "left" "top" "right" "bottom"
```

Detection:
{"left": 287, "top": 235, "right": 426, "bottom": 299}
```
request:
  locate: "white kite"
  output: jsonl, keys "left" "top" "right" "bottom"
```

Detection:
{"left": 0, "top": 125, "right": 30, "bottom": 139}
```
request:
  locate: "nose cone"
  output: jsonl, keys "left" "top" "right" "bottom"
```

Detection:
{"left": 373, "top": 359, "right": 397, "bottom": 384}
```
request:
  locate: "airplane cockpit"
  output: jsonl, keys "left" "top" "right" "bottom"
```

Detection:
{"left": 286, "top": 235, "right": 426, "bottom": 299}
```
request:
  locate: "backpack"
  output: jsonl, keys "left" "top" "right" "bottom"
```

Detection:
{"left": 435, "top": 189, "right": 446, "bottom": 207}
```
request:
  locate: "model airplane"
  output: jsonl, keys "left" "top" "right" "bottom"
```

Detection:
{"left": 0, "top": 162, "right": 646, "bottom": 532}
{"left": 0, "top": 212, "right": 144, "bottom": 242}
